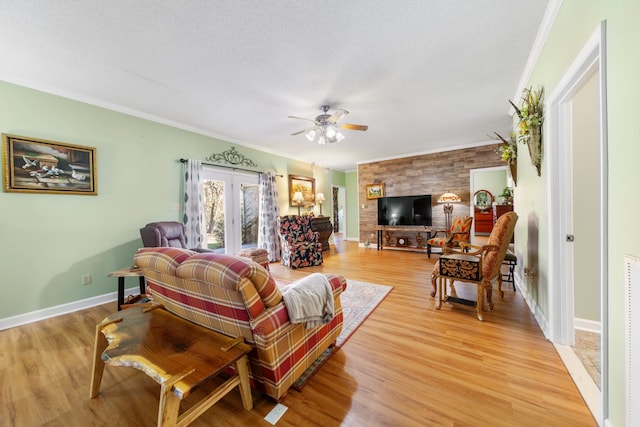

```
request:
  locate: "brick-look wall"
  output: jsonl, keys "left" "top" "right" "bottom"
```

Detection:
{"left": 358, "top": 144, "right": 503, "bottom": 244}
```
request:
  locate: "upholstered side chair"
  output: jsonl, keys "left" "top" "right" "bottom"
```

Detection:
{"left": 426, "top": 215, "right": 473, "bottom": 258}
{"left": 277, "top": 215, "right": 323, "bottom": 268}
{"left": 431, "top": 211, "right": 518, "bottom": 321}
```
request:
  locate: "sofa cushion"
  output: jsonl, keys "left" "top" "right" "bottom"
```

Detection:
{"left": 134, "top": 247, "right": 197, "bottom": 275}
{"left": 176, "top": 253, "right": 282, "bottom": 309}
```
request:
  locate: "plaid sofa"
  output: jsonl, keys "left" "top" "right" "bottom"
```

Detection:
{"left": 133, "top": 247, "right": 345, "bottom": 401}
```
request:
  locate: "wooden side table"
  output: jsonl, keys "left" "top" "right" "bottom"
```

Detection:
{"left": 108, "top": 267, "right": 146, "bottom": 310}
{"left": 90, "top": 304, "right": 253, "bottom": 427}
{"left": 311, "top": 216, "right": 333, "bottom": 251}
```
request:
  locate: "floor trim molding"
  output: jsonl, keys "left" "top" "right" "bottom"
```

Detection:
{"left": 0, "top": 286, "right": 139, "bottom": 331}
{"left": 554, "top": 343, "right": 601, "bottom": 423}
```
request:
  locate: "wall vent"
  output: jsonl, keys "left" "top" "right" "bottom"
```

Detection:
{"left": 624, "top": 254, "right": 640, "bottom": 426}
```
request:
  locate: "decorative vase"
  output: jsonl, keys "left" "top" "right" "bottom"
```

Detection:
{"left": 508, "top": 160, "right": 517, "bottom": 186}
{"left": 527, "top": 124, "right": 542, "bottom": 176}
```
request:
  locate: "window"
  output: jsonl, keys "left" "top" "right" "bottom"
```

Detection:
{"left": 201, "top": 168, "right": 259, "bottom": 255}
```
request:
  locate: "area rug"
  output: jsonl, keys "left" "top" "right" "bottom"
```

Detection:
{"left": 291, "top": 279, "right": 393, "bottom": 390}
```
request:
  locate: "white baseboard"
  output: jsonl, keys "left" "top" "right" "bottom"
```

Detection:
{"left": 575, "top": 317, "right": 601, "bottom": 333}
{"left": 515, "top": 272, "right": 551, "bottom": 339}
{"left": 0, "top": 286, "right": 140, "bottom": 331}
{"left": 358, "top": 242, "right": 379, "bottom": 248}
{"left": 554, "top": 342, "right": 602, "bottom": 423}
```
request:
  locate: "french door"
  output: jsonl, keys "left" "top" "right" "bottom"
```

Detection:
{"left": 201, "top": 168, "right": 260, "bottom": 255}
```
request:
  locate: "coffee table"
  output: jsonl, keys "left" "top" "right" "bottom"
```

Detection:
{"left": 89, "top": 304, "right": 253, "bottom": 427}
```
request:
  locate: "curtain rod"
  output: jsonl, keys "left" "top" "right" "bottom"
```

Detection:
{"left": 179, "top": 158, "right": 282, "bottom": 177}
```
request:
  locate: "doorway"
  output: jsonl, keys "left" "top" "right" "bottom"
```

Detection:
{"left": 547, "top": 22, "right": 608, "bottom": 422}
{"left": 201, "top": 168, "right": 260, "bottom": 255}
{"left": 332, "top": 185, "right": 346, "bottom": 237}
{"left": 469, "top": 166, "right": 510, "bottom": 242}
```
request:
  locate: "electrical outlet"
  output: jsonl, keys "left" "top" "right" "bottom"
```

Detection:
{"left": 82, "top": 274, "right": 92, "bottom": 285}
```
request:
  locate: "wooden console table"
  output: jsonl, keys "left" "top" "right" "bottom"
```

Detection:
{"left": 311, "top": 216, "right": 333, "bottom": 251}
{"left": 375, "top": 226, "right": 432, "bottom": 252}
{"left": 90, "top": 304, "right": 253, "bottom": 427}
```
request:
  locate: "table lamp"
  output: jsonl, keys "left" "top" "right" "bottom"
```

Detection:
{"left": 437, "top": 191, "right": 461, "bottom": 232}
{"left": 316, "top": 192, "right": 325, "bottom": 216}
{"left": 293, "top": 191, "right": 305, "bottom": 215}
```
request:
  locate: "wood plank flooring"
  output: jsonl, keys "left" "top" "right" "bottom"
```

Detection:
{"left": 0, "top": 239, "right": 597, "bottom": 426}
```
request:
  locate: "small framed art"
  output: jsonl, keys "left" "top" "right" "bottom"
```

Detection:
{"left": 366, "top": 183, "right": 384, "bottom": 199}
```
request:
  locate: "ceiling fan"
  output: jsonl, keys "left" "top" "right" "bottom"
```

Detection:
{"left": 288, "top": 105, "right": 368, "bottom": 144}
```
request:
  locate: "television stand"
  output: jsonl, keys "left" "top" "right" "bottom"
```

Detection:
{"left": 375, "top": 226, "right": 433, "bottom": 252}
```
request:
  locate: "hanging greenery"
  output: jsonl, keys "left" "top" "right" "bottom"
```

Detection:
{"left": 493, "top": 131, "right": 518, "bottom": 186}
{"left": 510, "top": 87, "right": 544, "bottom": 176}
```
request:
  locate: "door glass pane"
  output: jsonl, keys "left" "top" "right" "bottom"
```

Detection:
{"left": 203, "top": 178, "right": 225, "bottom": 253}
{"left": 240, "top": 182, "right": 259, "bottom": 249}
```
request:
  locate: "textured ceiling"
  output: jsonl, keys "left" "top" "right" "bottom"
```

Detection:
{"left": 0, "top": 1, "right": 549, "bottom": 171}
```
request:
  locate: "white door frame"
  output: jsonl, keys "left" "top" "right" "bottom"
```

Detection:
{"left": 332, "top": 184, "right": 346, "bottom": 236}
{"left": 546, "top": 21, "right": 608, "bottom": 422}
{"left": 469, "top": 165, "right": 509, "bottom": 241}
{"left": 201, "top": 167, "right": 259, "bottom": 255}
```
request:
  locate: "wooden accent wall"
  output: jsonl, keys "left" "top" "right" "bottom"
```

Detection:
{"left": 358, "top": 144, "right": 503, "bottom": 244}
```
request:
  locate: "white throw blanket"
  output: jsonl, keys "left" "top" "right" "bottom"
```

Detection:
{"left": 281, "top": 273, "right": 335, "bottom": 328}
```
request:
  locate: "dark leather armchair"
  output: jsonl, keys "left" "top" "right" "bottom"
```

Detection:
{"left": 139, "top": 221, "right": 213, "bottom": 253}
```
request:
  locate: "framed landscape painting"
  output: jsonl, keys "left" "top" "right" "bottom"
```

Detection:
{"left": 288, "top": 174, "right": 315, "bottom": 207}
{"left": 2, "top": 134, "right": 97, "bottom": 195}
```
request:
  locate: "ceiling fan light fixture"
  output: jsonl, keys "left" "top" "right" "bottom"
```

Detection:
{"left": 289, "top": 105, "right": 368, "bottom": 144}
{"left": 325, "top": 125, "right": 336, "bottom": 138}
{"left": 305, "top": 129, "right": 317, "bottom": 141}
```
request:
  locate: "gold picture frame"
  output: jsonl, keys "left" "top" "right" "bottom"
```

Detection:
{"left": 2, "top": 133, "right": 97, "bottom": 195}
{"left": 288, "top": 174, "right": 315, "bottom": 207}
{"left": 366, "top": 183, "right": 384, "bottom": 199}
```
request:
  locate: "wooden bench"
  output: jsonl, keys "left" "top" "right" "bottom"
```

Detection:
{"left": 90, "top": 304, "right": 253, "bottom": 427}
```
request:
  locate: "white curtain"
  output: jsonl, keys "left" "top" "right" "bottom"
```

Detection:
{"left": 258, "top": 171, "right": 281, "bottom": 261}
{"left": 183, "top": 159, "right": 205, "bottom": 249}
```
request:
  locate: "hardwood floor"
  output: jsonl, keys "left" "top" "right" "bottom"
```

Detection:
{"left": 0, "top": 239, "right": 596, "bottom": 426}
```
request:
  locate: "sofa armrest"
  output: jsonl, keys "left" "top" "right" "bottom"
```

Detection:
{"left": 324, "top": 273, "right": 347, "bottom": 298}
{"left": 251, "top": 273, "right": 346, "bottom": 337}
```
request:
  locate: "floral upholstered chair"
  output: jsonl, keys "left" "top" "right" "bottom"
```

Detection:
{"left": 426, "top": 215, "right": 473, "bottom": 258}
{"left": 277, "top": 215, "right": 323, "bottom": 268}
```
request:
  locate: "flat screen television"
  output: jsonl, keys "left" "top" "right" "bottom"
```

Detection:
{"left": 377, "top": 195, "right": 432, "bottom": 226}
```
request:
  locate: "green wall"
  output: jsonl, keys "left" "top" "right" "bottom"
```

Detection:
{"left": 473, "top": 168, "right": 508, "bottom": 205}
{"left": 345, "top": 171, "right": 359, "bottom": 240}
{"left": 518, "top": 0, "right": 640, "bottom": 423}
{"left": 0, "top": 81, "right": 345, "bottom": 320}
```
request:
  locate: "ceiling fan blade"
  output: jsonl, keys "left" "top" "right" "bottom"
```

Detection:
{"left": 291, "top": 127, "right": 317, "bottom": 136}
{"left": 287, "top": 115, "right": 316, "bottom": 123}
{"left": 327, "top": 109, "right": 348, "bottom": 123}
{"left": 338, "top": 123, "right": 368, "bottom": 131}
